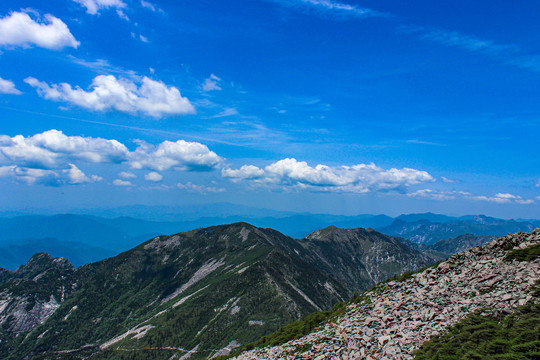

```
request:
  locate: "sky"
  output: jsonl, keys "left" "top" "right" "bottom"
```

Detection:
{"left": 0, "top": 0, "right": 538, "bottom": 218}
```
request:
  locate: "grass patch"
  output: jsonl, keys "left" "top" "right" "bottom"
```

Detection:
{"left": 414, "top": 302, "right": 540, "bottom": 359}
{"left": 504, "top": 244, "right": 540, "bottom": 262}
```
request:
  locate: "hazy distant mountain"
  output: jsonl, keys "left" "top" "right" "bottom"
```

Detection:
{"left": 426, "top": 234, "right": 497, "bottom": 255}
{"left": 0, "top": 223, "right": 433, "bottom": 359}
{"left": 0, "top": 212, "right": 537, "bottom": 271}
{"left": 379, "top": 215, "right": 537, "bottom": 244}
{"left": 0, "top": 238, "right": 116, "bottom": 270}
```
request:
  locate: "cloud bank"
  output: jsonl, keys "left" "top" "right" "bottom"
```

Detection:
{"left": 222, "top": 158, "right": 434, "bottom": 193}
{"left": 0, "top": 130, "right": 223, "bottom": 186}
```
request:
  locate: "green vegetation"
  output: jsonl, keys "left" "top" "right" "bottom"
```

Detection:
{"left": 505, "top": 243, "right": 540, "bottom": 262}
{"left": 414, "top": 302, "right": 540, "bottom": 360}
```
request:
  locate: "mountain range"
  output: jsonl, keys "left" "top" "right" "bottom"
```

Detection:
{"left": 0, "top": 211, "right": 537, "bottom": 271}
{"left": 1, "top": 223, "right": 436, "bottom": 359}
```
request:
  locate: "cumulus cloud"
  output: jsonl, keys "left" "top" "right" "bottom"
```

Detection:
{"left": 73, "top": 0, "right": 126, "bottom": 15}
{"left": 0, "top": 130, "right": 223, "bottom": 186}
{"left": 113, "top": 179, "right": 132, "bottom": 186}
{"left": 0, "top": 129, "right": 128, "bottom": 169}
{"left": 144, "top": 171, "right": 163, "bottom": 182}
{"left": 177, "top": 182, "right": 225, "bottom": 194}
{"left": 25, "top": 75, "right": 195, "bottom": 118}
{"left": 129, "top": 139, "right": 222, "bottom": 171}
{"left": 202, "top": 74, "right": 222, "bottom": 91}
{"left": 0, "top": 77, "right": 21, "bottom": 95}
{"left": 222, "top": 158, "right": 434, "bottom": 193}
{"left": 0, "top": 11, "right": 79, "bottom": 50}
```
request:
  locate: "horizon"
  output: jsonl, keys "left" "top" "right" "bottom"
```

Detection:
{"left": 0, "top": 0, "right": 539, "bottom": 218}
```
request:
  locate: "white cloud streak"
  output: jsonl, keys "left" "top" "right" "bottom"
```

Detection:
{"left": 0, "top": 77, "right": 21, "bottom": 95}
{"left": 0, "top": 11, "right": 79, "bottom": 50}
{"left": 222, "top": 158, "right": 434, "bottom": 193}
{"left": 408, "top": 189, "right": 535, "bottom": 205}
{"left": 272, "top": 0, "right": 389, "bottom": 19}
{"left": 25, "top": 75, "right": 195, "bottom": 118}
{"left": 177, "top": 182, "right": 225, "bottom": 194}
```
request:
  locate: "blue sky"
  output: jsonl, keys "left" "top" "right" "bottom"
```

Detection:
{"left": 0, "top": 0, "right": 538, "bottom": 218}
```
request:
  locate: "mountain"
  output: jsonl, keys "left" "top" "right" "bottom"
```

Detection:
{"left": 0, "top": 223, "right": 434, "bottom": 360}
{"left": 0, "top": 253, "right": 76, "bottom": 355}
{"left": 425, "top": 233, "right": 496, "bottom": 255}
{"left": 0, "top": 238, "right": 117, "bottom": 270}
{"left": 379, "top": 216, "right": 537, "bottom": 244}
{"left": 231, "top": 229, "right": 540, "bottom": 359}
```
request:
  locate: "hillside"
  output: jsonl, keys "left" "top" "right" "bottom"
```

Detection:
{"left": 232, "top": 229, "right": 539, "bottom": 359}
{"left": 0, "top": 223, "right": 433, "bottom": 360}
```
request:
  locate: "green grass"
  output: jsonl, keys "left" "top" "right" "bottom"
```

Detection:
{"left": 504, "top": 244, "right": 540, "bottom": 262}
{"left": 414, "top": 302, "right": 540, "bottom": 360}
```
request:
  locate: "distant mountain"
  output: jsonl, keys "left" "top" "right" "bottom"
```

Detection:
{"left": 426, "top": 234, "right": 497, "bottom": 255}
{"left": 0, "top": 238, "right": 116, "bottom": 270}
{"left": 0, "top": 223, "right": 434, "bottom": 360}
{"left": 0, "top": 212, "right": 537, "bottom": 271}
{"left": 379, "top": 216, "right": 537, "bottom": 244}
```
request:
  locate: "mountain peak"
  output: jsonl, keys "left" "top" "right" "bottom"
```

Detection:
{"left": 15, "top": 252, "right": 73, "bottom": 279}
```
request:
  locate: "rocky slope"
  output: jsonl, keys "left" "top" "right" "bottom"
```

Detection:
{"left": 233, "top": 229, "right": 540, "bottom": 360}
{"left": 0, "top": 253, "right": 76, "bottom": 356}
{"left": 2, "top": 223, "right": 433, "bottom": 360}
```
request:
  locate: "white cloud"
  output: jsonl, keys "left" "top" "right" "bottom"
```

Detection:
{"left": 63, "top": 164, "right": 102, "bottom": 184}
{"left": 0, "top": 129, "right": 128, "bottom": 169}
{"left": 144, "top": 171, "right": 162, "bottom": 182}
{"left": 202, "top": 74, "right": 222, "bottom": 91}
{"left": 129, "top": 139, "right": 222, "bottom": 171}
{"left": 25, "top": 75, "right": 195, "bottom": 118}
{"left": 73, "top": 0, "right": 126, "bottom": 15}
{"left": 0, "top": 130, "right": 223, "bottom": 186}
{"left": 118, "top": 171, "right": 136, "bottom": 179}
{"left": 0, "top": 77, "right": 21, "bottom": 95}
{"left": 222, "top": 158, "right": 434, "bottom": 193}
{"left": 177, "top": 182, "right": 225, "bottom": 194}
{"left": 0, "top": 11, "right": 79, "bottom": 50}
{"left": 113, "top": 179, "right": 133, "bottom": 186}
{"left": 139, "top": 34, "right": 149, "bottom": 43}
